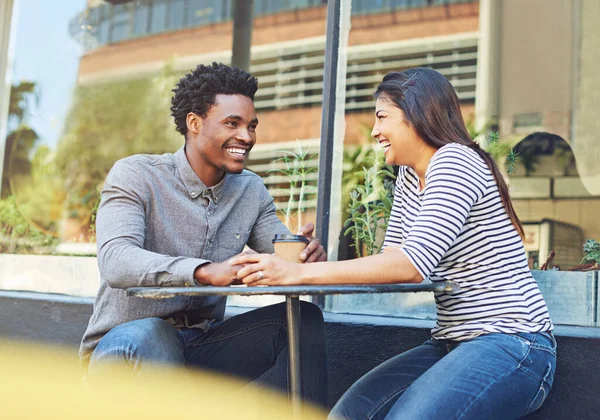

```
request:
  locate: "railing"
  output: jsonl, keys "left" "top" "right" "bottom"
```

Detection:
{"left": 249, "top": 33, "right": 478, "bottom": 112}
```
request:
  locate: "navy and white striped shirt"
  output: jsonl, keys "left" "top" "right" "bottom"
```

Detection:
{"left": 383, "top": 143, "right": 553, "bottom": 341}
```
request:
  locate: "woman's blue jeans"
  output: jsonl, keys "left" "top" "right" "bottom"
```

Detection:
{"left": 330, "top": 331, "right": 556, "bottom": 420}
{"left": 88, "top": 301, "right": 327, "bottom": 408}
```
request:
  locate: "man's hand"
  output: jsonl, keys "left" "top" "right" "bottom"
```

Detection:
{"left": 297, "top": 222, "right": 327, "bottom": 263}
{"left": 193, "top": 249, "right": 257, "bottom": 286}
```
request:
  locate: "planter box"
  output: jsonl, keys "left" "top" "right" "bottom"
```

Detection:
{"left": 532, "top": 270, "right": 598, "bottom": 327}
{"left": 326, "top": 272, "right": 600, "bottom": 328}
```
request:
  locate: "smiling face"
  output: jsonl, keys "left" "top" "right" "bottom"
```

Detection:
{"left": 371, "top": 94, "right": 425, "bottom": 167}
{"left": 185, "top": 94, "right": 258, "bottom": 186}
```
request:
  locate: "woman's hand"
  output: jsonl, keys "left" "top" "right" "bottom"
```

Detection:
{"left": 228, "top": 253, "right": 304, "bottom": 286}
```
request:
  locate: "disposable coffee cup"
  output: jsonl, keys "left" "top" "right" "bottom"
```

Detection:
{"left": 273, "top": 234, "right": 310, "bottom": 263}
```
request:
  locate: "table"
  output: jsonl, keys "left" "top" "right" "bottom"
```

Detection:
{"left": 127, "top": 281, "right": 459, "bottom": 416}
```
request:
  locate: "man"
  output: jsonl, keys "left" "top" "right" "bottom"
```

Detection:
{"left": 80, "top": 62, "right": 327, "bottom": 406}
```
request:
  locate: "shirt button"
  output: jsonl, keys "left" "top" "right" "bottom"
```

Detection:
{"left": 191, "top": 191, "right": 198, "bottom": 197}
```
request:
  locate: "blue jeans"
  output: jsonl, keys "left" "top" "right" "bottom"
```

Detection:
{"left": 330, "top": 331, "right": 556, "bottom": 420}
{"left": 88, "top": 301, "right": 327, "bottom": 407}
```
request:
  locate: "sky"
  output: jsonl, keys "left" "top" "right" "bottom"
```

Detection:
{"left": 10, "top": 0, "right": 86, "bottom": 149}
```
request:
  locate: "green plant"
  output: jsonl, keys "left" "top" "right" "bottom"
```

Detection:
{"left": 543, "top": 240, "right": 600, "bottom": 271}
{"left": 554, "top": 145, "right": 576, "bottom": 176}
{"left": 0, "top": 195, "right": 58, "bottom": 254}
{"left": 465, "top": 117, "right": 520, "bottom": 175}
{"left": 54, "top": 61, "right": 182, "bottom": 237}
{"left": 343, "top": 163, "right": 395, "bottom": 258}
{"left": 269, "top": 144, "right": 318, "bottom": 232}
{"left": 87, "top": 194, "right": 101, "bottom": 243}
{"left": 3, "top": 81, "right": 40, "bottom": 198}
{"left": 478, "top": 131, "right": 520, "bottom": 175}
{"left": 581, "top": 239, "right": 600, "bottom": 264}
{"left": 10, "top": 145, "right": 66, "bottom": 237}
{"left": 341, "top": 134, "right": 385, "bottom": 210}
{"left": 341, "top": 138, "right": 396, "bottom": 258}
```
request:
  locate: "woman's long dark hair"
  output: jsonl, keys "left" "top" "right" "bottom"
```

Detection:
{"left": 375, "top": 67, "right": 524, "bottom": 238}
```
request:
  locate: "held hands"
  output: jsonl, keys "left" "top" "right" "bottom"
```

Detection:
{"left": 228, "top": 253, "right": 303, "bottom": 286}
{"left": 194, "top": 249, "right": 257, "bottom": 286}
{"left": 198, "top": 224, "right": 324, "bottom": 287}
{"left": 297, "top": 222, "right": 327, "bottom": 263}
{"left": 227, "top": 223, "right": 324, "bottom": 286}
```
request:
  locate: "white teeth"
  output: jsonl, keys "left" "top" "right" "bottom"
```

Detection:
{"left": 226, "top": 148, "right": 246, "bottom": 155}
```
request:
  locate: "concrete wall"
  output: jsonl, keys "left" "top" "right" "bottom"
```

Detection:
{"left": 498, "top": 0, "right": 600, "bottom": 242}
{"left": 498, "top": 0, "right": 573, "bottom": 140}
{"left": 573, "top": 0, "right": 600, "bottom": 194}
{"left": 512, "top": 198, "right": 600, "bottom": 243}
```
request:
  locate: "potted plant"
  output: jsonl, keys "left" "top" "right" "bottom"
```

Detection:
{"left": 343, "top": 152, "right": 395, "bottom": 258}
{"left": 268, "top": 143, "right": 318, "bottom": 232}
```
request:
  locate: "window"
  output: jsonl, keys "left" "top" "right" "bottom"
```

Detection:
{"left": 133, "top": 3, "right": 150, "bottom": 36}
{"left": 188, "top": 0, "right": 219, "bottom": 27}
{"left": 325, "top": 0, "right": 600, "bottom": 329}
{"left": 109, "top": 4, "right": 132, "bottom": 43}
{"left": 149, "top": 0, "right": 167, "bottom": 34}
{"left": 2, "top": 0, "right": 599, "bottom": 330}
{"left": 168, "top": 0, "right": 186, "bottom": 30}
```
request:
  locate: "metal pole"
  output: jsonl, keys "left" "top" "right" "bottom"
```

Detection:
{"left": 231, "top": 0, "right": 254, "bottom": 70}
{"left": 286, "top": 295, "right": 302, "bottom": 418}
{"left": 0, "top": 0, "right": 15, "bottom": 198}
{"left": 315, "top": 0, "right": 341, "bottom": 256}
{"left": 314, "top": 0, "right": 350, "bottom": 307}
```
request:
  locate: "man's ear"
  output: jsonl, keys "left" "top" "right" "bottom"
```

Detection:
{"left": 186, "top": 112, "right": 202, "bottom": 135}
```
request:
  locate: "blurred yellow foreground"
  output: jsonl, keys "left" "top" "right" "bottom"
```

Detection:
{"left": 0, "top": 341, "right": 327, "bottom": 419}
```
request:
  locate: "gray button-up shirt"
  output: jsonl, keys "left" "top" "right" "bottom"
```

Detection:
{"left": 79, "top": 146, "right": 290, "bottom": 365}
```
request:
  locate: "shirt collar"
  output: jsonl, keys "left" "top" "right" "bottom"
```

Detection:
{"left": 175, "top": 146, "right": 226, "bottom": 203}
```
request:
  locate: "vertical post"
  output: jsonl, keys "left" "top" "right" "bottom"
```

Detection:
{"left": 314, "top": 0, "right": 350, "bottom": 306}
{"left": 570, "top": 0, "right": 582, "bottom": 146}
{"left": 474, "top": 0, "right": 502, "bottom": 132}
{"left": 231, "top": 0, "right": 254, "bottom": 70}
{"left": 593, "top": 270, "right": 598, "bottom": 326}
{"left": 0, "top": 0, "right": 15, "bottom": 198}
{"left": 286, "top": 295, "right": 302, "bottom": 418}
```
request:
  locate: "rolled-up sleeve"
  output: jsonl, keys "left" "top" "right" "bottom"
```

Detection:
{"left": 96, "top": 160, "right": 209, "bottom": 288}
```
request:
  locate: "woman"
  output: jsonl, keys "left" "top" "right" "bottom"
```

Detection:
{"left": 230, "top": 68, "right": 556, "bottom": 419}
